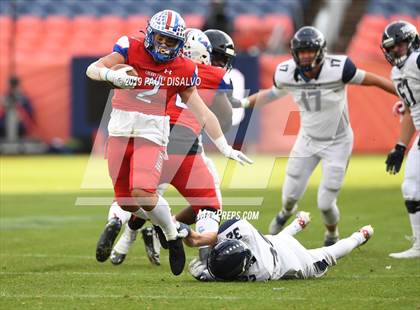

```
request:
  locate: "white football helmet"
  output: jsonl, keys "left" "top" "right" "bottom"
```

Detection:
{"left": 144, "top": 10, "right": 186, "bottom": 62}
{"left": 183, "top": 28, "right": 212, "bottom": 65}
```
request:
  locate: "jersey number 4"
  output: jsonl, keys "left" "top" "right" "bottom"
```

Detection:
{"left": 397, "top": 79, "right": 417, "bottom": 107}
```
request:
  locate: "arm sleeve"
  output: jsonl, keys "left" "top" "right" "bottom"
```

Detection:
{"left": 342, "top": 57, "right": 358, "bottom": 83}
{"left": 217, "top": 73, "right": 233, "bottom": 91}
{"left": 113, "top": 36, "right": 130, "bottom": 63}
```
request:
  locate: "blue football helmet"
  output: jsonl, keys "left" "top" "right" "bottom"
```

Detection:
{"left": 207, "top": 239, "right": 253, "bottom": 281}
{"left": 144, "top": 10, "right": 186, "bottom": 62}
{"left": 291, "top": 26, "right": 327, "bottom": 72}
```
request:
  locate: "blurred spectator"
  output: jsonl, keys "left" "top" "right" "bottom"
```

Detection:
{"left": 202, "top": 0, "right": 233, "bottom": 35}
{"left": 0, "top": 76, "right": 35, "bottom": 140}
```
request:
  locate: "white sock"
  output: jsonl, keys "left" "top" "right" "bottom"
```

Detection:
{"left": 281, "top": 218, "right": 303, "bottom": 236}
{"left": 409, "top": 212, "right": 420, "bottom": 248}
{"left": 145, "top": 195, "right": 178, "bottom": 241}
{"left": 324, "top": 232, "right": 362, "bottom": 260}
{"left": 133, "top": 207, "right": 149, "bottom": 220}
{"left": 108, "top": 201, "right": 131, "bottom": 224}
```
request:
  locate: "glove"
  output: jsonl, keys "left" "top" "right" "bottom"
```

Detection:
{"left": 226, "top": 148, "right": 253, "bottom": 165}
{"left": 213, "top": 136, "right": 253, "bottom": 165}
{"left": 392, "top": 101, "right": 405, "bottom": 117}
{"left": 176, "top": 222, "right": 191, "bottom": 238}
{"left": 188, "top": 258, "right": 214, "bottom": 281}
{"left": 104, "top": 66, "right": 139, "bottom": 89}
{"left": 386, "top": 143, "right": 406, "bottom": 174}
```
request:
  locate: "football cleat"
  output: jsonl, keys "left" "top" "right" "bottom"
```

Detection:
{"left": 153, "top": 225, "right": 168, "bottom": 249}
{"left": 167, "top": 238, "right": 186, "bottom": 276}
{"left": 389, "top": 237, "right": 420, "bottom": 259}
{"left": 141, "top": 227, "right": 161, "bottom": 266}
{"left": 96, "top": 217, "right": 122, "bottom": 262}
{"left": 389, "top": 246, "right": 420, "bottom": 259}
{"left": 358, "top": 225, "right": 374, "bottom": 245}
{"left": 110, "top": 224, "right": 138, "bottom": 265}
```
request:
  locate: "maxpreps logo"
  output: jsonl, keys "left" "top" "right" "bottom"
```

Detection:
{"left": 197, "top": 209, "right": 260, "bottom": 221}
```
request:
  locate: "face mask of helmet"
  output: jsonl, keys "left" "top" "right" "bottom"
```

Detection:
{"left": 295, "top": 48, "right": 321, "bottom": 72}
{"left": 211, "top": 50, "right": 234, "bottom": 70}
{"left": 146, "top": 31, "right": 184, "bottom": 62}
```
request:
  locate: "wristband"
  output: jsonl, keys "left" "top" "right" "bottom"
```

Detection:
{"left": 99, "top": 67, "right": 113, "bottom": 82}
{"left": 395, "top": 143, "right": 406, "bottom": 153}
{"left": 212, "top": 135, "right": 232, "bottom": 156}
{"left": 240, "top": 97, "right": 250, "bottom": 108}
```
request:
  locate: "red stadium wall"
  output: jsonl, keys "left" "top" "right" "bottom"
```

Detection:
{"left": 0, "top": 55, "right": 400, "bottom": 152}
{"left": 258, "top": 55, "right": 400, "bottom": 153}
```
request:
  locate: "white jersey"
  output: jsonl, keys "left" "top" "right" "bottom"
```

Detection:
{"left": 391, "top": 51, "right": 420, "bottom": 131}
{"left": 217, "top": 219, "right": 331, "bottom": 281}
{"left": 273, "top": 55, "right": 365, "bottom": 140}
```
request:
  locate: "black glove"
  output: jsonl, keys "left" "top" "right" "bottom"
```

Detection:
{"left": 386, "top": 143, "right": 406, "bottom": 174}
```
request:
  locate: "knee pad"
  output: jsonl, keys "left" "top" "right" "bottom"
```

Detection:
{"left": 317, "top": 187, "right": 339, "bottom": 211}
{"left": 402, "top": 180, "right": 420, "bottom": 201}
{"left": 323, "top": 165, "right": 346, "bottom": 191}
{"left": 405, "top": 200, "right": 420, "bottom": 214}
{"left": 286, "top": 157, "right": 302, "bottom": 179}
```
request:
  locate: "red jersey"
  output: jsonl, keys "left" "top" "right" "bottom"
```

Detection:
{"left": 111, "top": 35, "right": 198, "bottom": 116}
{"left": 167, "top": 63, "right": 231, "bottom": 135}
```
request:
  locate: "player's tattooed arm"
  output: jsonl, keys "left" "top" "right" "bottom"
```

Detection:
{"left": 184, "top": 229, "right": 218, "bottom": 247}
{"left": 360, "top": 72, "right": 398, "bottom": 96}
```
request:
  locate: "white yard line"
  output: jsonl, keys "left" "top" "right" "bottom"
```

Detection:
{"left": 0, "top": 253, "right": 197, "bottom": 260}
{"left": 1, "top": 270, "right": 419, "bottom": 279}
{"left": 0, "top": 292, "right": 416, "bottom": 302}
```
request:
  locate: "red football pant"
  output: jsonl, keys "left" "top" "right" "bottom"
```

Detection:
{"left": 107, "top": 136, "right": 165, "bottom": 206}
{"left": 160, "top": 154, "right": 221, "bottom": 215}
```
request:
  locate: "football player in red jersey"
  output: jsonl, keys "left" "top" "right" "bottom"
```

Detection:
{"left": 107, "top": 29, "right": 237, "bottom": 266}
{"left": 86, "top": 10, "right": 252, "bottom": 275}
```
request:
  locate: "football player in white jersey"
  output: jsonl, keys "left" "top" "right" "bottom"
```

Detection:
{"left": 183, "top": 212, "right": 373, "bottom": 281}
{"left": 382, "top": 21, "right": 420, "bottom": 259}
{"left": 239, "top": 26, "right": 397, "bottom": 245}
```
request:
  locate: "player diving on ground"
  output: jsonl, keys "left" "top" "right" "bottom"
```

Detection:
{"left": 181, "top": 211, "right": 373, "bottom": 281}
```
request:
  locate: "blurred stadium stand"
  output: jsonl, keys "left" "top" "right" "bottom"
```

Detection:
{"left": 0, "top": 0, "right": 418, "bottom": 153}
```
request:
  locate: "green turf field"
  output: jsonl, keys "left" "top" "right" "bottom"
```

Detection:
{"left": 1, "top": 155, "right": 419, "bottom": 309}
